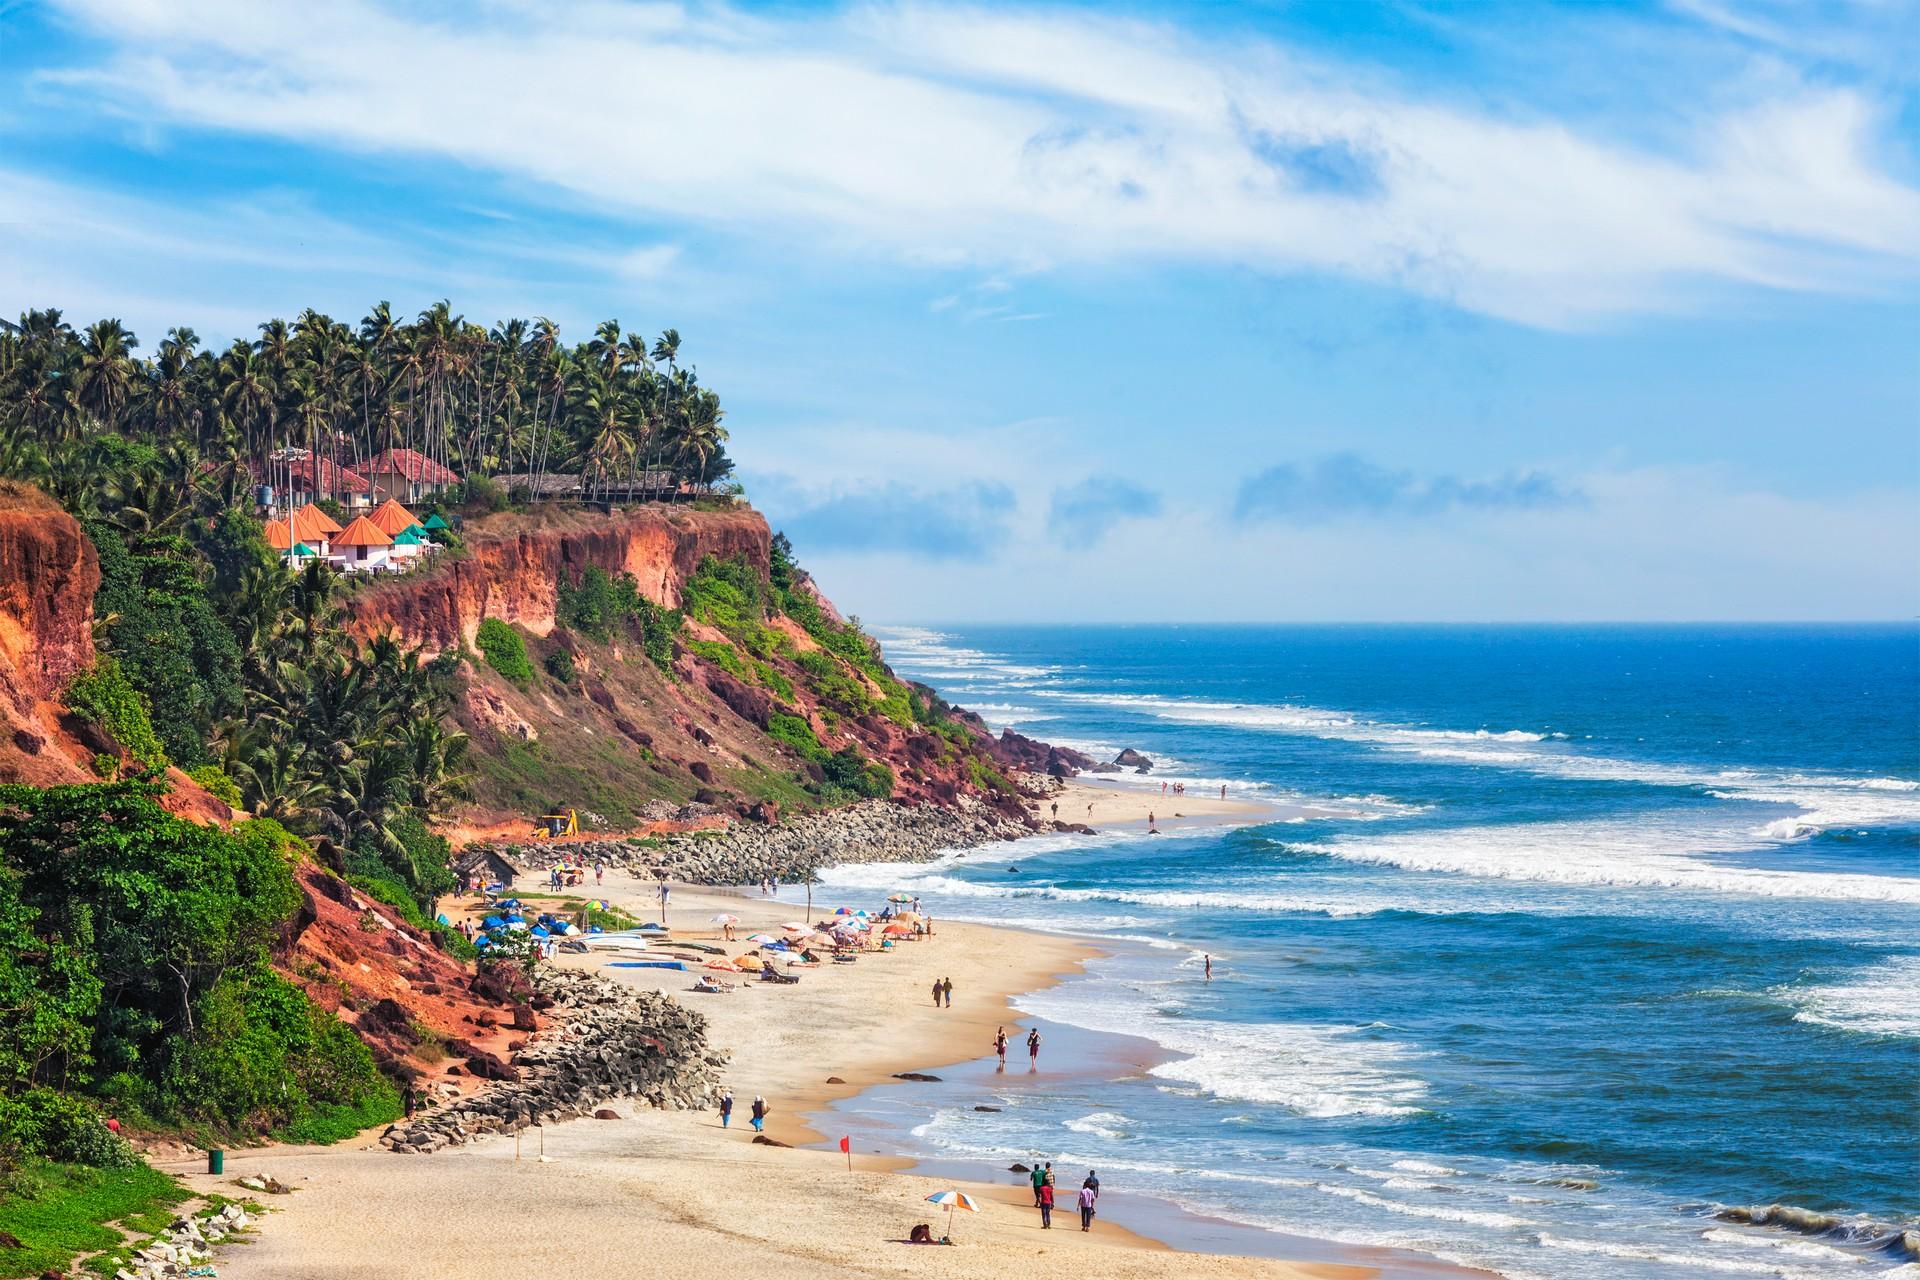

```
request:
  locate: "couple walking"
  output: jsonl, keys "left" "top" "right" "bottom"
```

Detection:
{"left": 930, "top": 976, "right": 953, "bottom": 1006}
{"left": 1029, "top": 1162, "right": 1100, "bottom": 1231}
{"left": 716, "top": 1089, "right": 769, "bottom": 1132}
{"left": 993, "top": 1025, "right": 1041, "bottom": 1067}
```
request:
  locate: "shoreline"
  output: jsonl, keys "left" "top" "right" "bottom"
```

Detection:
{"left": 160, "top": 784, "right": 1462, "bottom": 1279}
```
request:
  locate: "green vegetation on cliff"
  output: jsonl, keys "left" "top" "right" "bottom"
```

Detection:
{"left": 0, "top": 781, "right": 396, "bottom": 1152}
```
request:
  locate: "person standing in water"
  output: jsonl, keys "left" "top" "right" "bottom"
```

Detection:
{"left": 1148, "top": 811, "right": 1158, "bottom": 834}
{"left": 1027, "top": 1027, "right": 1041, "bottom": 1066}
{"left": 994, "top": 1026, "right": 1008, "bottom": 1064}
{"left": 1204, "top": 953, "right": 1213, "bottom": 980}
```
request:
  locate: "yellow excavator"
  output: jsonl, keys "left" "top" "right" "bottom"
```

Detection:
{"left": 530, "top": 809, "right": 578, "bottom": 839}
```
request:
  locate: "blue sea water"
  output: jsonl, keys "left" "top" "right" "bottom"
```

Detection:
{"left": 820, "top": 625, "right": 1920, "bottom": 1280}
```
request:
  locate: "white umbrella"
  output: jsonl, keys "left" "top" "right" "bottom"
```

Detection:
{"left": 709, "top": 913, "right": 739, "bottom": 925}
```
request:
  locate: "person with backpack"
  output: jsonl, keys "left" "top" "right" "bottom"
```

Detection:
{"left": 749, "top": 1095, "right": 767, "bottom": 1132}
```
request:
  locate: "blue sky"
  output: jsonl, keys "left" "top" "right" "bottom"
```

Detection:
{"left": 3, "top": 0, "right": 1916, "bottom": 621}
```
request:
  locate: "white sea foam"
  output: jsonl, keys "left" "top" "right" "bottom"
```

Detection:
{"left": 1316, "top": 1183, "right": 1531, "bottom": 1230}
{"left": 1537, "top": 1232, "right": 1846, "bottom": 1277}
{"left": 1292, "top": 816, "right": 1920, "bottom": 905}
{"left": 1023, "top": 687, "right": 1920, "bottom": 836}
{"left": 1062, "top": 1111, "right": 1134, "bottom": 1140}
{"left": 1701, "top": 1229, "right": 1872, "bottom": 1263}
{"left": 1019, "top": 979, "right": 1432, "bottom": 1119}
{"left": 1775, "top": 955, "right": 1920, "bottom": 1038}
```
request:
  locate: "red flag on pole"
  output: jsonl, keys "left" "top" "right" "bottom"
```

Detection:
{"left": 840, "top": 1135, "right": 851, "bottom": 1170}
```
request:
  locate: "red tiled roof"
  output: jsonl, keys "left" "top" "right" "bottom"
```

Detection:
{"left": 364, "top": 448, "right": 460, "bottom": 486}
{"left": 333, "top": 516, "right": 394, "bottom": 548}
{"left": 287, "top": 456, "right": 373, "bottom": 493}
{"left": 263, "top": 518, "right": 291, "bottom": 550}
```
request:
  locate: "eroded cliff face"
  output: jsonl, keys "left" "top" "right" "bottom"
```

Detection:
{"left": 0, "top": 483, "right": 100, "bottom": 789}
{"left": 0, "top": 484, "right": 229, "bottom": 822}
{"left": 347, "top": 504, "right": 771, "bottom": 651}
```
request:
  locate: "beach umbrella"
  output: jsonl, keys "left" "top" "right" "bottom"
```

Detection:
{"left": 709, "top": 913, "right": 739, "bottom": 925}
{"left": 745, "top": 933, "right": 778, "bottom": 944}
{"left": 924, "top": 1190, "right": 979, "bottom": 1236}
{"left": 886, "top": 893, "right": 913, "bottom": 903}
{"left": 734, "top": 953, "right": 764, "bottom": 971}
{"left": 780, "top": 921, "right": 810, "bottom": 931}
{"left": 882, "top": 922, "right": 914, "bottom": 936}
{"left": 892, "top": 912, "right": 921, "bottom": 925}
{"left": 834, "top": 907, "right": 854, "bottom": 916}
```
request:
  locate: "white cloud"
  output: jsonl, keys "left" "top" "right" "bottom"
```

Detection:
{"left": 31, "top": 0, "right": 1920, "bottom": 327}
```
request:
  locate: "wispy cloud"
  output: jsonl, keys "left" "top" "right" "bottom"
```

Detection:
{"left": 755, "top": 475, "right": 1017, "bottom": 560}
{"left": 1048, "top": 475, "right": 1164, "bottom": 548}
{"left": 27, "top": 0, "right": 1920, "bottom": 327}
{"left": 1234, "top": 454, "right": 1581, "bottom": 524}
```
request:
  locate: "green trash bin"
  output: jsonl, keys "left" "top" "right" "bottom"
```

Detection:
{"left": 207, "top": 1149, "right": 224, "bottom": 1175}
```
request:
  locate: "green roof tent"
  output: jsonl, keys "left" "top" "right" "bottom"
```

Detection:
{"left": 401, "top": 523, "right": 429, "bottom": 539}
{"left": 422, "top": 513, "right": 451, "bottom": 531}
{"left": 289, "top": 542, "right": 316, "bottom": 556}
{"left": 393, "top": 528, "right": 427, "bottom": 546}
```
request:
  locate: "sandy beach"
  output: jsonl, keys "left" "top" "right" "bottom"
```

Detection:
{"left": 159, "top": 856, "right": 1381, "bottom": 1280}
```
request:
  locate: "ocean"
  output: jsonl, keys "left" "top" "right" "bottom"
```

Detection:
{"left": 817, "top": 624, "right": 1919, "bottom": 1280}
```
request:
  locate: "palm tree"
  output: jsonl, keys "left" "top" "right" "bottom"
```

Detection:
{"left": 74, "top": 319, "right": 137, "bottom": 432}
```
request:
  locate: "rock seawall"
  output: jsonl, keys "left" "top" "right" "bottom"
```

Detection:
{"left": 479, "top": 797, "right": 1038, "bottom": 887}
{"left": 381, "top": 970, "right": 722, "bottom": 1153}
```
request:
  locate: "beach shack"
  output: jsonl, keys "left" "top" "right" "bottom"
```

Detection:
{"left": 455, "top": 846, "right": 523, "bottom": 890}
{"left": 363, "top": 447, "right": 461, "bottom": 504}
{"left": 331, "top": 515, "right": 395, "bottom": 572}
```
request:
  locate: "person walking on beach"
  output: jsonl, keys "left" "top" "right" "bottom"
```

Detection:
{"left": 1027, "top": 1027, "right": 1041, "bottom": 1066}
{"left": 594, "top": 859, "right": 604, "bottom": 886}
{"left": 1038, "top": 1180, "right": 1055, "bottom": 1229}
{"left": 1220, "top": 784, "right": 1227, "bottom": 800}
{"left": 931, "top": 977, "right": 944, "bottom": 1007}
{"left": 994, "top": 1026, "right": 1008, "bottom": 1064}
{"left": 1148, "top": 811, "right": 1158, "bottom": 834}
{"left": 1078, "top": 1181, "right": 1098, "bottom": 1231}
{"left": 750, "top": 1095, "right": 768, "bottom": 1132}
{"left": 1051, "top": 801, "right": 1059, "bottom": 819}
{"left": 718, "top": 1089, "right": 734, "bottom": 1128}
{"left": 1030, "top": 1163, "right": 1047, "bottom": 1206}
{"left": 1043, "top": 1161, "right": 1055, "bottom": 1196}
{"left": 942, "top": 977, "right": 953, "bottom": 1006}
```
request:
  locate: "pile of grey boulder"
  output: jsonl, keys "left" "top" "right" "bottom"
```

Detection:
{"left": 482, "top": 797, "right": 1036, "bottom": 887}
{"left": 380, "top": 970, "right": 722, "bottom": 1154}
{"left": 108, "top": 1202, "right": 251, "bottom": 1280}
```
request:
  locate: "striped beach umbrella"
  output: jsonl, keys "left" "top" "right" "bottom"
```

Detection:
{"left": 924, "top": 1189, "right": 979, "bottom": 1235}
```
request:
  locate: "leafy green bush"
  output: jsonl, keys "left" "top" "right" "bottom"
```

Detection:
{"left": 794, "top": 649, "right": 872, "bottom": 713}
{"left": 822, "top": 747, "right": 894, "bottom": 800}
{"left": 186, "top": 764, "right": 243, "bottom": 808}
{"left": 0, "top": 1088, "right": 136, "bottom": 1167}
{"left": 752, "top": 660, "right": 795, "bottom": 701}
{"left": 160, "top": 967, "right": 399, "bottom": 1140}
{"left": 686, "top": 638, "right": 746, "bottom": 678}
{"left": 543, "top": 648, "right": 576, "bottom": 684}
{"left": 85, "top": 521, "right": 243, "bottom": 766}
{"left": 556, "top": 565, "right": 680, "bottom": 670}
{"left": 65, "top": 656, "right": 168, "bottom": 771}
{"left": 767, "top": 712, "right": 826, "bottom": 762}
{"left": 475, "top": 618, "right": 533, "bottom": 684}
